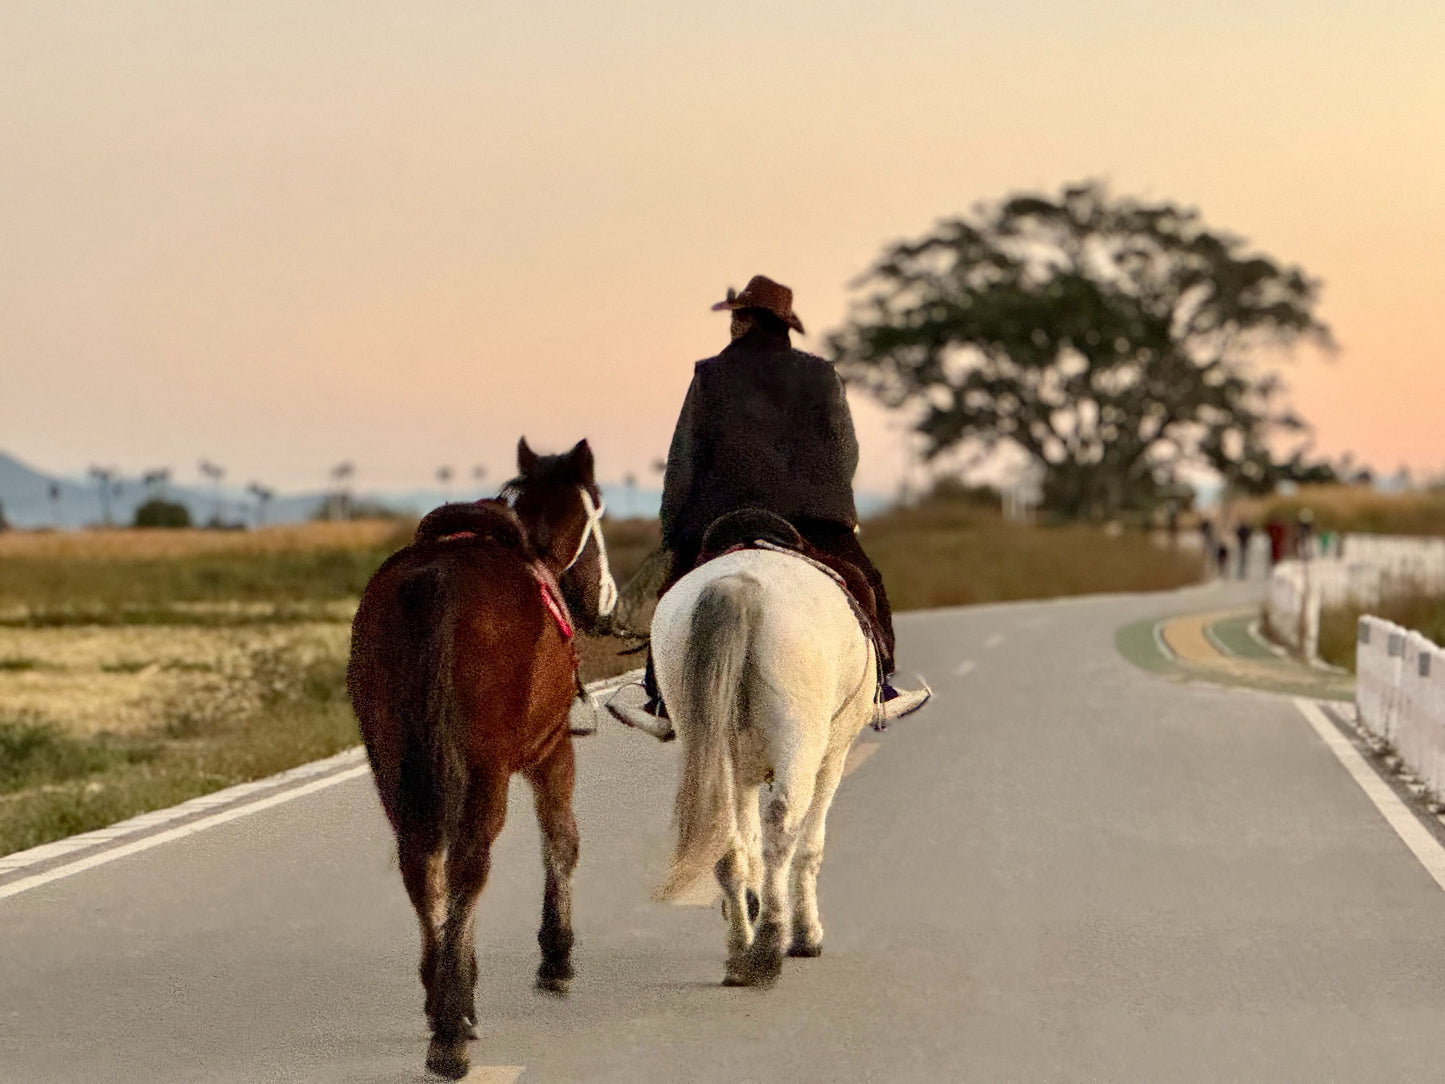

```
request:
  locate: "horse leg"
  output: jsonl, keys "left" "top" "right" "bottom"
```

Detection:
{"left": 426, "top": 776, "right": 508, "bottom": 1081}
{"left": 787, "top": 745, "right": 849, "bottom": 958}
{"left": 738, "top": 763, "right": 816, "bottom": 987}
{"left": 397, "top": 828, "right": 458, "bottom": 1034}
{"left": 719, "top": 783, "right": 761, "bottom": 985}
{"left": 525, "top": 740, "right": 579, "bottom": 994}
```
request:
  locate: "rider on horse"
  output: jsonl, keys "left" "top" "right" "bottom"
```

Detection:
{"left": 606, "top": 274, "right": 930, "bottom": 731}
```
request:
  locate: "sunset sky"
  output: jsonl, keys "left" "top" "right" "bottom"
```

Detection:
{"left": 3, "top": 2, "right": 1442, "bottom": 501}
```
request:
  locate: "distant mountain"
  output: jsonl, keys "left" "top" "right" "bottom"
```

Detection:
{"left": 0, "top": 449, "right": 889, "bottom": 531}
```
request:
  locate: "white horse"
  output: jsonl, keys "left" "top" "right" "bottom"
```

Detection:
{"left": 650, "top": 545, "right": 878, "bottom": 986}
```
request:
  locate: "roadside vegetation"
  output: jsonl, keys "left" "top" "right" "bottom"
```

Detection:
{"left": 0, "top": 505, "right": 1200, "bottom": 856}
{"left": 1317, "top": 590, "right": 1445, "bottom": 673}
{"left": 1231, "top": 484, "right": 1445, "bottom": 537}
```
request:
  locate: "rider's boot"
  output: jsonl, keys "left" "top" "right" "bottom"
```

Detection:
{"left": 604, "top": 653, "right": 675, "bottom": 741}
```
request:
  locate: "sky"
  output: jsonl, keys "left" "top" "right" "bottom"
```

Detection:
{"left": 3, "top": 1, "right": 1443, "bottom": 501}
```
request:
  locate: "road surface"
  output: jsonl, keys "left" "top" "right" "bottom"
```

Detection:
{"left": 5, "top": 581, "right": 1445, "bottom": 1082}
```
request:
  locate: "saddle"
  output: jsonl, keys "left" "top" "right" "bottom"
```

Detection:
{"left": 694, "top": 509, "right": 884, "bottom": 666}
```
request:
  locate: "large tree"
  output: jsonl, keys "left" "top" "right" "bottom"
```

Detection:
{"left": 827, "top": 181, "right": 1334, "bottom": 518}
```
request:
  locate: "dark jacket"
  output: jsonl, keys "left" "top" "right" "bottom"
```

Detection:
{"left": 659, "top": 324, "right": 859, "bottom": 554}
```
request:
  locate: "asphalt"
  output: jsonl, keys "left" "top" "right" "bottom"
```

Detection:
{"left": 8, "top": 582, "right": 1445, "bottom": 1083}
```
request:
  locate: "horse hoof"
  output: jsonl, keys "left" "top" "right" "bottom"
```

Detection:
{"left": 787, "top": 941, "right": 823, "bottom": 958}
{"left": 535, "top": 974, "right": 571, "bottom": 996}
{"left": 425, "top": 1037, "right": 469, "bottom": 1080}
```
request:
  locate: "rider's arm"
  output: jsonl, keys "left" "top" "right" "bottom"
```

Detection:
{"left": 659, "top": 368, "right": 704, "bottom": 549}
{"left": 825, "top": 367, "right": 861, "bottom": 484}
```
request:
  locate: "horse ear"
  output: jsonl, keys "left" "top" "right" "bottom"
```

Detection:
{"left": 517, "top": 437, "right": 539, "bottom": 475}
{"left": 568, "top": 439, "right": 594, "bottom": 480}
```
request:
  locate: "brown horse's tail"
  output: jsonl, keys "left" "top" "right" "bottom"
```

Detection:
{"left": 655, "top": 574, "right": 761, "bottom": 901}
{"left": 390, "top": 568, "right": 468, "bottom": 846}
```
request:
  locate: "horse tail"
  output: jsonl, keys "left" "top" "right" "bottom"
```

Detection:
{"left": 656, "top": 573, "right": 760, "bottom": 901}
{"left": 390, "top": 568, "right": 468, "bottom": 847}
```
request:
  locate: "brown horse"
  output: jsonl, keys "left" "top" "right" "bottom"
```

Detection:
{"left": 347, "top": 437, "right": 616, "bottom": 1080}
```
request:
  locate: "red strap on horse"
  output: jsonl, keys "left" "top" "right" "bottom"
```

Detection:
{"left": 531, "top": 563, "right": 575, "bottom": 642}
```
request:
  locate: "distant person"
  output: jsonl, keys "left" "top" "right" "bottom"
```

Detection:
{"left": 607, "top": 274, "right": 929, "bottom": 731}
{"left": 1296, "top": 508, "right": 1316, "bottom": 559}
{"left": 1199, "top": 518, "right": 1216, "bottom": 573}
{"left": 1234, "top": 521, "right": 1253, "bottom": 579}
{"left": 1264, "top": 516, "right": 1288, "bottom": 568}
{"left": 1215, "top": 539, "right": 1230, "bottom": 578}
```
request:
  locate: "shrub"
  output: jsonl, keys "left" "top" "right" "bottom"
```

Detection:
{"left": 133, "top": 499, "right": 193, "bottom": 529}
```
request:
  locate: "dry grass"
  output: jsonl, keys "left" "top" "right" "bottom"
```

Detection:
{"left": 1318, "top": 590, "right": 1445, "bottom": 672}
{"left": 1229, "top": 485, "right": 1445, "bottom": 536}
{"left": 0, "top": 623, "right": 349, "bottom": 738}
{"left": 0, "top": 519, "right": 412, "bottom": 560}
{"left": 864, "top": 498, "right": 1204, "bottom": 610}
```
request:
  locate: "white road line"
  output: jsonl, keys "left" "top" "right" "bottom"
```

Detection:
{"left": 0, "top": 746, "right": 368, "bottom": 877}
{"left": 0, "top": 764, "right": 371, "bottom": 902}
{"left": 953, "top": 659, "right": 977, "bottom": 677}
{"left": 1295, "top": 698, "right": 1445, "bottom": 894}
{"left": 984, "top": 633, "right": 1005, "bottom": 648}
{"left": 0, "top": 671, "right": 646, "bottom": 899}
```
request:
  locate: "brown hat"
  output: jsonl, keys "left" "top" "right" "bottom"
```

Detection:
{"left": 710, "top": 275, "right": 805, "bottom": 334}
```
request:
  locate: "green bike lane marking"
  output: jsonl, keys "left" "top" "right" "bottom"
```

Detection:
{"left": 1115, "top": 609, "right": 1354, "bottom": 702}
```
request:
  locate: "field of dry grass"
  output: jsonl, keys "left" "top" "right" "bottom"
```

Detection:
{"left": 1230, "top": 484, "right": 1445, "bottom": 536}
{"left": 0, "top": 519, "right": 411, "bottom": 560}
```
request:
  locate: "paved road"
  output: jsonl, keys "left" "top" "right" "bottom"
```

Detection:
{"left": 5, "top": 582, "right": 1445, "bottom": 1082}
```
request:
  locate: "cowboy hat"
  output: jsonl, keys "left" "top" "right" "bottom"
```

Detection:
{"left": 711, "top": 274, "right": 805, "bottom": 334}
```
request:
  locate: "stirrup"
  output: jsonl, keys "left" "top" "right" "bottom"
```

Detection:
{"left": 567, "top": 692, "right": 599, "bottom": 736}
{"left": 604, "top": 683, "right": 675, "bottom": 742}
{"left": 879, "top": 677, "right": 932, "bottom": 721}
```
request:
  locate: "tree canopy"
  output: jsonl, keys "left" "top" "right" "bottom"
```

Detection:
{"left": 826, "top": 181, "right": 1334, "bottom": 519}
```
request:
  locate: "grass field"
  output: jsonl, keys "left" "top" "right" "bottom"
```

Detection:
{"left": 0, "top": 503, "right": 1201, "bottom": 856}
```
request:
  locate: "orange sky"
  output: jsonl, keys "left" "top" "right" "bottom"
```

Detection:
{"left": 3, "top": 2, "right": 1442, "bottom": 498}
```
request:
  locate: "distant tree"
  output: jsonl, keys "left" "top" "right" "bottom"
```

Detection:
{"left": 329, "top": 461, "right": 355, "bottom": 521}
{"left": 247, "top": 482, "right": 275, "bottom": 526}
{"left": 198, "top": 459, "right": 226, "bottom": 526}
{"left": 436, "top": 465, "right": 453, "bottom": 499}
{"left": 133, "top": 498, "right": 192, "bottom": 528}
{"left": 0, "top": 499, "right": 9, "bottom": 531}
{"left": 88, "top": 466, "right": 118, "bottom": 526}
{"left": 142, "top": 468, "right": 171, "bottom": 500}
{"left": 47, "top": 481, "right": 61, "bottom": 528}
{"left": 472, "top": 463, "right": 488, "bottom": 496}
{"left": 827, "top": 181, "right": 1335, "bottom": 519}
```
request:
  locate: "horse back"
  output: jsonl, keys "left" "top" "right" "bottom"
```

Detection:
{"left": 349, "top": 540, "right": 577, "bottom": 827}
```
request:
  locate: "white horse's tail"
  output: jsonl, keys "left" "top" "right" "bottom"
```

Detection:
{"left": 655, "top": 573, "right": 761, "bottom": 901}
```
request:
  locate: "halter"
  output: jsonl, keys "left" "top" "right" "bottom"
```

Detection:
{"left": 564, "top": 487, "right": 618, "bottom": 616}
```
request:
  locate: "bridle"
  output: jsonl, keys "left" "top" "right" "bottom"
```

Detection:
{"left": 500, "top": 479, "right": 617, "bottom": 617}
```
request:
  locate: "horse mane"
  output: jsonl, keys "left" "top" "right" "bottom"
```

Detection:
{"left": 413, "top": 499, "right": 536, "bottom": 560}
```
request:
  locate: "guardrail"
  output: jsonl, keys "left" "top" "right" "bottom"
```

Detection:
{"left": 1355, "top": 616, "right": 1445, "bottom": 803}
{"left": 1265, "top": 535, "right": 1445, "bottom": 660}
